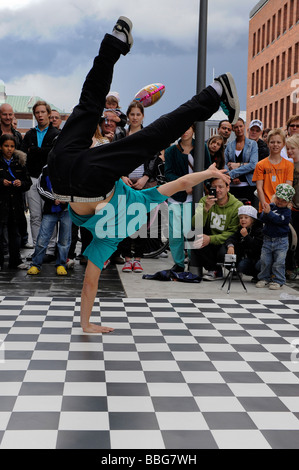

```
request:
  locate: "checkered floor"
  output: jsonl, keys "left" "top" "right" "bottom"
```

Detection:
{"left": 0, "top": 296, "right": 299, "bottom": 449}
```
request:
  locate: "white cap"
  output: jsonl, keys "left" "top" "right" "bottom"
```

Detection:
{"left": 249, "top": 119, "right": 263, "bottom": 131}
{"left": 238, "top": 205, "right": 258, "bottom": 219}
{"left": 106, "top": 91, "right": 120, "bottom": 104}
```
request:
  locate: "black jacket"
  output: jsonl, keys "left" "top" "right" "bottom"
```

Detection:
{"left": 37, "top": 165, "right": 68, "bottom": 215}
{"left": 225, "top": 221, "right": 263, "bottom": 263}
{"left": 257, "top": 138, "right": 270, "bottom": 161}
{"left": 20, "top": 123, "right": 60, "bottom": 178}
{"left": 0, "top": 150, "right": 32, "bottom": 222}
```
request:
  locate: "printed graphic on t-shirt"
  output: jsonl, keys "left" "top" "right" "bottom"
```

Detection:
{"left": 210, "top": 212, "right": 227, "bottom": 231}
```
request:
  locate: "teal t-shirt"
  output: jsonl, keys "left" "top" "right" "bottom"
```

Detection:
{"left": 69, "top": 178, "right": 167, "bottom": 270}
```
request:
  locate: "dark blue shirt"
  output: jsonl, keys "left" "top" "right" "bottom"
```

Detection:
{"left": 259, "top": 203, "right": 291, "bottom": 238}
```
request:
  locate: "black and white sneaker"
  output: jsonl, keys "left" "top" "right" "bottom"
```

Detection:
{"left": 112, "top": 16, "right": 133, "bottom": 50}
{"left": 214, "top": 73, "right": 240, "bottom": 125}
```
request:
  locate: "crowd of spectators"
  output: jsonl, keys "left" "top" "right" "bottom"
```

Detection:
{"left": 0, "top": 97, "right": 299, "bottom": 290}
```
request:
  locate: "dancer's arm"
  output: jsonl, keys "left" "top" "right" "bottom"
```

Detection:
{"left": 158, "top": 163, "right": 230, "bottom": 197}
{"left": 80, "top": 260, "right": 114, "bottom": 333}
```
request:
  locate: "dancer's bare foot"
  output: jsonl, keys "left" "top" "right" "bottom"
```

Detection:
{"left": 81, "top": 323, "right": 114, "bottom": 334}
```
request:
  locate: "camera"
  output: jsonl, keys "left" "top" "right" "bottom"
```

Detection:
{"left": 209, "top": 188, "right": 217, "bottom": 198}
{"left": 224, "top": 254, "right": 237, "bottom": 264}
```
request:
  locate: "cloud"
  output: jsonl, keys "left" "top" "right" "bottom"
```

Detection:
{"left": 0, "top": 0, "right": 258, "bottom": 120}
{"left": 0, "top": 0, "right": 253, "bottom": 49}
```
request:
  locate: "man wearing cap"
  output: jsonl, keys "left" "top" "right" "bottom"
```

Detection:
{"left": 248, "top": 119, "right": 269, "bottom": 161}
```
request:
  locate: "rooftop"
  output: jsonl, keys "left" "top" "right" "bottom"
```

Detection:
{"left": 249, "top": 0, "right": 269, "bottom": 19}
{"left": 0, "top": 80, "right": 64, "bottom": 114}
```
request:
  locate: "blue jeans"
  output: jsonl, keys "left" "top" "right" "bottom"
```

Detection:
{"left": 258, "top": 236, "right": 288, "bottom": 285}
{"left": 237, "top": 258, "right": 261, "bottom": 277}
{"left": 31, "top": 211, "right": 72, "bottom": 269}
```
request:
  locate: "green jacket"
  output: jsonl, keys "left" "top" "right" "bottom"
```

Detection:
{"left": 192, "top": 193, "right": 243, "bottom": 245}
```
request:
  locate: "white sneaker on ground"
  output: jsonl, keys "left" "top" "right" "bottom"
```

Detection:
{"left": 256, "top": 280, "right": 269, "bottom": 288}
{"left": 268, "top": 282, "right": 282, "bottom": 290}
{"left": 203, "top": 270, "right": 223, "bottom": 281}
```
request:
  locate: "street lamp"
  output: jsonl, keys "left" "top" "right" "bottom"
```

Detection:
{"left": 190, "top": 0, "right": 208, "bottom": 274}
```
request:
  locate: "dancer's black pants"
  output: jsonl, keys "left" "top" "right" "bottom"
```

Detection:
{"left": 48, "top": 33, "right": 220, "bottom": 199}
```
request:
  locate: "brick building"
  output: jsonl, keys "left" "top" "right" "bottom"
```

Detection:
{"left": 247, "top": 0, "right": 299, "bottom": 130}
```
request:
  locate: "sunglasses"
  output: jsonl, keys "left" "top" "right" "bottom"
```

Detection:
{"left": 289, "top": 124, "right": 299, "bottom": 128}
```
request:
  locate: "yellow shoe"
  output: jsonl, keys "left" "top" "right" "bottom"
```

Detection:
{"left": 56, "top": 265, "right": 67, "bottom": 276}
{"left": 27, "top": 266, "right": 40, "bottom": 275}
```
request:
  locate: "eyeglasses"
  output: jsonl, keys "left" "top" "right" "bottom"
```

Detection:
{"left": 289, "top": 124, "right": 299, "bottom": 128}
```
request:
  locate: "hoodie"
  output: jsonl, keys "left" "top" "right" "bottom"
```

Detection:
{"left": 192, "top": 192, "right": 243, "bottom": 245}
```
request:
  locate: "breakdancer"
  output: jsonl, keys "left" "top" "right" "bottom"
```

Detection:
{"left": 48, "top": 17, "right": 240, "bottom": 333}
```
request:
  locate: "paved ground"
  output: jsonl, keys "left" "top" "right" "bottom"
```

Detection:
{"left": 1, "top": 247, "right": 299, "bottom": 301}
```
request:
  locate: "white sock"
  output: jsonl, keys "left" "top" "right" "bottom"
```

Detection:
{"left": 112, "top": 30, "right": 127, "bottom": 43}
{"left": 210, "top": 81, "right": 223, "bottom": 97}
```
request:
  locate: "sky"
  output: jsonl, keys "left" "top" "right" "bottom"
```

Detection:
{"left": 0, "top": 0, "right": 258, "bottom": 124}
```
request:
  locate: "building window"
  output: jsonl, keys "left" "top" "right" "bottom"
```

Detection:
{"left": 270, "top": 59, "right": 274, "bottom": 87}
{"left": 295, "top": 42, "right": 299, "bottom": 74}
{"left": 274, "top": 101, "right": 278, "bottom": 128}
{"left": 257, "top": 28, "right": 261, "bottom": 53}
{"left": 280, "top": 98, "right": 284, "bottom": 127}
{"left": 267, "top": 19, "right": 271, "bottom": 46}
{"left": 286, "top": 95, "right": 291, "bottom": 121}
{"left": 275, "top": 56, "right": 280, "bottom": 84}
{"left": 288, "top": 47, "right": 293, "bottom": 77}
{"left": 269, "top": 103, "right": 273, "bottom": 128}
{"left": 252, "top": 32, "right": 256, "bottom": 57}
{"left": 251, "top": 72, "right": 255, "bottom": 96}
{"left": 264, "top": 105, "right": 268, "bottom": 128}
{"left": 272, "top": 14, "right": 276, "bottom": 42}
{"left": 289, "top": 0, "right": 294, "bottom": 28}
{"left": 259, "top": 108, "right": 263, "bottom": 122}
{"left": 296, "top": 0, "right": 299, "bottom": 23}
{"left": 256, "top": 69, "right": 259, "bottom": 94}
{"left": 277, "top": 9, "right": 282, "bottom": 37}
{"left": 283, "top": 3, "right": 288, "bottom": 33}
{"left": 260, "top": 66, "right": 264, "bottom": 92}
{"left": 265, "top": 63, "right": 269, "bottom": 90}
{"left": 262, "top": 23, "right": 265, "bottom": 49}
{"left": 281, "top": 51, "right": 286, "bottom": 81}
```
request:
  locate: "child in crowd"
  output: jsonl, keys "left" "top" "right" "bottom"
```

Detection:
{"left": 105, "top": 91, "right": 127, "bottom": 138}
{"left": 226, "top": 205, "right": 263, "bottom": 281}
{"left": 0, "top": 134, "right": 32, "bottom": 270}
{"left": 27, "top": 165, "right": 72, "bottom": 276}
{"left": 256, "top": 183, "right": 295, "bottom": 290}
{"left": 253, "top": 128, "right": 293, "bottom": 212}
